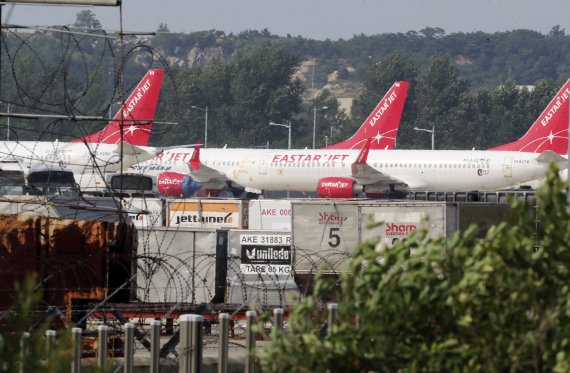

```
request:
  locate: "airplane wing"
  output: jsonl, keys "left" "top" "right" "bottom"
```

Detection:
{"left": 185, "top": 143, "right": 239, "bottom": 188}
{"left": 113, "top": 142, "right": 161, "bottom": 168}
{"left": 350, "top": 138, "right": 407, "bottom": 187}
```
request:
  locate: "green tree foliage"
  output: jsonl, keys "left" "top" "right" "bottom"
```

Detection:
{"left": 0, "top": 277, "right": 73, "bottom": 372}
{"left": 74, "top": 10, "right": 102, "bottom": 30}
{"left": 261, "top": 165, "right": 570, "bottom": 372}
{"left": 412, "top": 53, "right": 470, "bottom": 149}
{"left": 167, "top": 43, "right": 304, "bottom": 147}
{"left": 348, "top": 53, "right": 419, "bottom": 147}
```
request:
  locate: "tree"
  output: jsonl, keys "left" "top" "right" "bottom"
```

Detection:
{"left": 74, "top": 10, "right": 102, "bottom": 30}
{"left": 261, "top": 165, "right": 570, "bottom": 372}
{"left": 347, "top": 53, "right": 418, "bottom": 146}
{"left": 0, "top": 276, "right": 74, "bottom": 372}
{"left": 157, "top": 23, "right": 170, "bottom": 32}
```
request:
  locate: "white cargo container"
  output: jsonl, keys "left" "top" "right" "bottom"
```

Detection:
{"left": 136, "top": 227, "right": 218, "bottom": 304}
{"left": 248, "top": 199, "right": 292, "bottom": 231}
{"left": 292, "top": 200, "right": 514, "bottom": 292}
{"left": 226, "top": 229, "right": 299, "bottom": 307}
{"left": 166, "top": 199, "right": 248, "bottom": 229}
{"left": 123, "top": 197, "right": 164, "bottom": 228}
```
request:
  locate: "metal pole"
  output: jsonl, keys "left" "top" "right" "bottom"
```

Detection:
{"left": 190, "top": 315, "right": 203, "bottom": 373}
{"left": 218, "top": 313, "right": 229, "bottom": 373}
{"left": 45, "top": 330, "right": 56, "bottom": 360}
{"left": 205, "top": 106, "right": 208, "bottom": 149}
{"left": 71, "top": 327, "right": 82, "bottom": 373}
{"left": 6, "top": 104, "right": 10, "bottom": 141}
{"left": 179, "top": 314, "right": 192, "bottom": 373}
{"left": 150, "top": 320, "right": 161, "bottom": 373}
{"left": 19, "top": 332, "right": 30, "bottom": 373}
{"left": 312, "top": 105, "right": 316, "bottom": 149}
{"left": 288, "top": 121, "right": 292, "bottom": 150}
{"left": 567, "top": 97, "right": 570, "bottom": 213}
{"left": 245, "top": 310, "right": 256, "bottom": 373}
{"left": 124, "top": 323, "right": 134, "bottom": 373}
{"left": 97, "top": 325, "right": 108, "bottom": 369}
{"left": 327, "top": 303, "right": 338, "bottom": 338}
{"left": 273, "top": 308, "right": 284, "bottom": 332}
{"left": 431, "top": 126, "right": 435, "bottom": 150}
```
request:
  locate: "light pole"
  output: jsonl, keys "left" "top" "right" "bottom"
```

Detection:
{"left": 269, "top": 120, "right": 292, "bottom": 197}
{"left": 312, "top": 105, "right": 329, "bottom": 149}
{"left": 109, "top": 101, "right": 123, "bottom": 120}
{"left": 192, "top": 105, "right": 208, "bottom": 148}
{"left": 269, "top": 120, "right": 292, "bottom": 150}
{"left": 413, "top": 126, "right": 435, "bottom": 150}
{"left": 3, "top": 103, "right": 10, "bottom": 141}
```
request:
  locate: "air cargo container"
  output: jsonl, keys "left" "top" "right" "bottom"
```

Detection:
{"left": 291, "top": 200, "right": 516, "bottom": 294}
{"left": 136, "top": 227, "right": 218, "bottom": 304}
{"left": 123, "top": 197, "right": 164, "bottom": 228}
{"left": 166, "top": 199, "right": 248, "bottom": 229}
{"left": 248, "top": 199, "right": 292, "bottom": 231}
{"left": 226, "top": 229, "right": 298, "bottom": 307}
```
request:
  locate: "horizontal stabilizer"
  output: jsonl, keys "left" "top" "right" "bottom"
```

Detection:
{"left": 535, "top": 150, "right": 567, "bottom": 165}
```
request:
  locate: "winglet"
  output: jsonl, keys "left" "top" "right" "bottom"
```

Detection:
{"left": 355, "top": 137, "right": 371, "bottom": 164}
{"left": 189, "top": 140, "right": 201, "bottom": 171}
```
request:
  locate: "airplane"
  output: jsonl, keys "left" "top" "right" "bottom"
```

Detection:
{"left": 0, "top": 68, "right": 165, "bottom": 192}
{"left": 129, "top": 81, "right": 409, "bottom": 197}
{"left": 488, "top": 78, "right": 570, "bottom": 189}
{"left": 161, "top": 77, "right": 569, "bottom": 198}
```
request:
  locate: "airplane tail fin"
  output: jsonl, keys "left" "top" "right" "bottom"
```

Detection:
{"left": 325, "top": 81, "right": 409, "bottom": 150}
{"left": 73, "top": 68, "right": 165, "bottom": 146}
{"left": 489, "top": 79, "right": 570, "bottom": 154}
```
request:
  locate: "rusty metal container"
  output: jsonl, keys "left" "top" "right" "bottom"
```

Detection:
{"left": 0, "top": 196, "right": 136, "bottom": 325}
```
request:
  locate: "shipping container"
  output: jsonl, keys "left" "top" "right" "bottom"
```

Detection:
{"left": 136, "top": 227, "right": 218, "bottom": 304}
{"left": 292, "top": 200, "right": 516, "bottom": 294}
{"left": 226, "top": 230, "right": 298, "bottom": 307}
{"left": 166, "top": 198, "right": 248, "bottom": 229}
{"left": 248, "top": 199, "right": 292, "bottom": 231}
{"left": 123, "top": 197, "right": 164, "bottom": 228}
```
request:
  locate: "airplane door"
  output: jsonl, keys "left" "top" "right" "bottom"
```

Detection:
{"left": 259, "top": 159, "right": 267, "bottom": 175}
{"left": 503, "top": 156, "right": 513, "bottom": 177}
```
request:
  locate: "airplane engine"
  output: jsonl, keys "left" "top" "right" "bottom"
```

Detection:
{"left": 157, "top": 172, "right": 202, "bottom": 197}
{"left": 317, "top": 177, "right": 365, "bottom": 198}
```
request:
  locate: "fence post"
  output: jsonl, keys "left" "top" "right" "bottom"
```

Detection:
{"left": 45, "top": 330, "right": 56, "bottom": 361}
{"left": 218, "top": 313, "right": 229, "bottom": 373}
{"left": 273, "top": 308, "right": 284, "bottom": 332}
{"left": 327, "top": 303, "right": 338, "bottom": 338}
{"left": 19, "top": 332, "right": 30, "bottom": 373}
{"left": 179, "top": 314, "right": 192, "bottom": 373}
{"left": 97, "top": 325, "right": 108, "bottom": 369}
{"left": 124, "top": 323, "right": 134, "bottom": 373}
{"left": 71, "top": 327, "right": 82, "bottom": 373}
{"left": 245, "top": 310, "right": 256, "bottom": 373}
{"left": 150, "top": 320, "right": 161, "bottom": 373}
{"left": 190, "top": 315, "right": 203, "bottom": 373}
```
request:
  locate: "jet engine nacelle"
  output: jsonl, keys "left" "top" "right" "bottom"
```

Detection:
{"left": 317, "top": 177, "right": 365, "bottom": 198}
{"left": 157, "top": 172, "right": 202, "bottom": 197}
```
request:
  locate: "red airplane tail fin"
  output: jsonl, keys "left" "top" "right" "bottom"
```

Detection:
{"left": 73, "top": 68, "right": 165, "bottom": 146}
{"left": 325, "top": 81, "right": 409, "bottom": 150}
{"left": 489, "top": 79, "right": 570, "bottom": 154}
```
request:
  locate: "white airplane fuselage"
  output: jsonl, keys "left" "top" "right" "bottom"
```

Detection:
{"left": 131, "top": 148, "right": 563, "bottom": 193}
{"left": 237, "top": 149, "right": 559, "bottom": 192}
{"left": 0, "top": 141, "right": 157, "bottom": 192}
